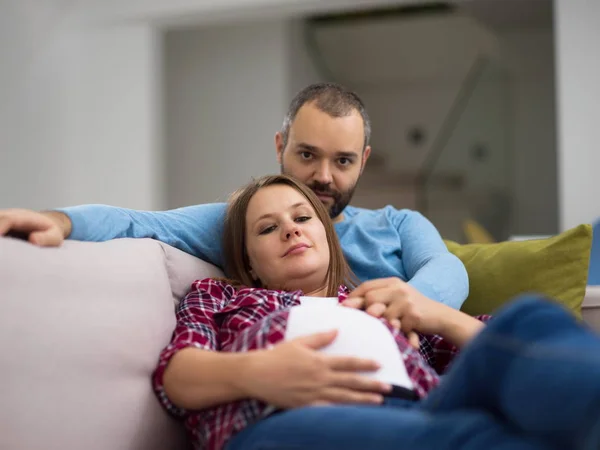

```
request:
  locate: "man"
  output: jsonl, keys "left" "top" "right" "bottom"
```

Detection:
{"left": 0, "top": 83, "right": 468, "bottom": 405}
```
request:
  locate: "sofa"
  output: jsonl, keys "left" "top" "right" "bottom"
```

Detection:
{"left": 1, "top": 235, "right": 598, "bottom": 450}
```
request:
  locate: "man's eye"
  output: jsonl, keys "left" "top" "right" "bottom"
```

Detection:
{"left": 338, "top": 157, "right": 352, "bottom": 166}
{"left": 295, "top": 216, "right": 311, "bottom": 223}
{"left": 259, "top": 225, "right": 276, "bottom": 235}
{"left": 300, "top": 152, "right": 312, "bottom": 160}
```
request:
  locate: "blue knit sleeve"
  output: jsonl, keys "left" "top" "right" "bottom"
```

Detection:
{"left": 396, "top": 210, "right": 469, "bottom": 309}
{"left": 58, "top": 203, "right": 227, "bottom": 267}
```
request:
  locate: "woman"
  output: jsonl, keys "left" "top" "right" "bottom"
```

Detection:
{"left": 153, "top": 175, "right": 600, "bottom": 450}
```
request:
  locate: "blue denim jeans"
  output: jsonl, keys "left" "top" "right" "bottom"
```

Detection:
{"left": 227, "top": 296, "right": 600, "bottom": 450}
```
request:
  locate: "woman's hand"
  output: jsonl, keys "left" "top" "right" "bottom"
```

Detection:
{"left": 238, "top": 330, "right": 392, "bottom": 409}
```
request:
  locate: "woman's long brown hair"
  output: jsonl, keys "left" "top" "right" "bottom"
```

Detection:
{"left": 222, "top": 174, "right": 357, "bottom": 296}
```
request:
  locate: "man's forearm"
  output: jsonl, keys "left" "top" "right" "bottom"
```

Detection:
{"left": 43, "top": 211, "right": 72, "bottom": 238}
{"left": 408, "top": 254, "right": 469, "bottom": 310}
{"left": 162, "top": 347, "right": 255, "bottom": 410}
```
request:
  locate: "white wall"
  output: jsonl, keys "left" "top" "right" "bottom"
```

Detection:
{"left": 163, "top": 17, "right": 333, "bottom": 209}
{"left": 501, "top": 28, "right": 558, "bottom": 235}
{"left": 64, "top": 24, "right": 164, "bottom": 210}
{"left": 287, "top": 19, "right": 325, "bottom": 100}
{"left": 164, "top": 20, "right": 286, "bottom": 208}
{"left": 555, "top": 0, "right": 600, "bottom": 230}
{"left": 0, "top": 1, "right": 76, "bottom": 210}
{"left": 0, "top": 1, "right": 164, "bottom": 210}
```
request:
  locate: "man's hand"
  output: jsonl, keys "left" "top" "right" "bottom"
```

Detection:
{"left": 343, "top": 278, "right": 448, "bottom": 339}
{"left": 0, "top": 209, "right": 71, "bottom": 246}
{"left": 239, "top": 330, "right": 391, "bottom": 409}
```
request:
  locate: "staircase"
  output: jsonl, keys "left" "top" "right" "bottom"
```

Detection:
{"left": 305, "top": 5, "right": 513, "bottom": 242}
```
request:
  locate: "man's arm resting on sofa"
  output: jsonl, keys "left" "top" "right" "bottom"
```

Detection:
{"left": 0, "top": 203, "right": 228, "bottom": 266}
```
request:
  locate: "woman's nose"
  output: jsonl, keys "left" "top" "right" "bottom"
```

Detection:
{"left": 283, "top": 223, "right": 301, "bottom": 240}
{"left": 285, "top": 229, "right": 301, "bottom": 239}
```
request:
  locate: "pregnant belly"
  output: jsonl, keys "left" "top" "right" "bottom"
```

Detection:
{"left": 285, "top": 303, "right": 414, "bottom": 391}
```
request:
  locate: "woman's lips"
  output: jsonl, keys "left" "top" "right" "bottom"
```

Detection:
{"left": 284, "top": 243, "right": 309, "bottom": 257}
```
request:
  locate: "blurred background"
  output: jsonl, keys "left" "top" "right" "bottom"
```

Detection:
{"left": 1, "top": 0, "right": 597, "bottom": 243}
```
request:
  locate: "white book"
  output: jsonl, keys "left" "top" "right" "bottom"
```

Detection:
{"left": 285, "top": 297, "right": 414, "bottom": 391}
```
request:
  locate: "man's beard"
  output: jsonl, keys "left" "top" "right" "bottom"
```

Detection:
{"left": 281, "top": 165, "right": 357, "bottom": 219}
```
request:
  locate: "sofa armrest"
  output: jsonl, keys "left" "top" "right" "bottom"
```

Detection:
{"left": 583, "top": 286, "right": 600, "bottom": 332}
{"left": 0, "top": 237, "right": 194, "bottom": 450}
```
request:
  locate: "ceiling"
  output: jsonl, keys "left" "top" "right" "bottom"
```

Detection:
{"left": 306, "top": 0, "right": 554, "bottom": 31}
{"left": 82, "top": 0, "right": 553, "bottom": 30}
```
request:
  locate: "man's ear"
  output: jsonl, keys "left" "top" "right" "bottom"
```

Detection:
{"left": 360, "top": 145, "right": 372, "bottom": 174}
{"left": 275, "top": 132, "right": 284, "bottom": 165}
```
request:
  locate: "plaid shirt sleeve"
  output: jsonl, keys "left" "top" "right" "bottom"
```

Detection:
{"left": 418, "top": 314, "right": 492, "bottom": 375}
{"left": 152, "top": 278, "right": 236, "bottom": 418}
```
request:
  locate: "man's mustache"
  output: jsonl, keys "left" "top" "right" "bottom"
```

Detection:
{"left": 308, "top": 183, "right": 339, "bottom": 198}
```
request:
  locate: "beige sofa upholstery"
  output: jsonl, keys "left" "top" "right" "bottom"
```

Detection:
{"left": 1, "top": 236, "right": 598, "bottom": 450}
{"left": 0, "top": 237, "right": 223, "bottom": 450}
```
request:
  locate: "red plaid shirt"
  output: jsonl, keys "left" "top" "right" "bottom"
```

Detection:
{"left": 153, "top": 278, "right": 490, "bottom": 450}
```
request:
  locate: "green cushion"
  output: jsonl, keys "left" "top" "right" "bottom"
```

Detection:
{"left": 445, "top": 224, "right": 592, "bottom": 318}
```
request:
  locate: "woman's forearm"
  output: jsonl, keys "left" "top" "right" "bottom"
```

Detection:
{"left": 436, "top": 307, "right": 485, "bottom": 348}
{"left": 162, "top": 347, "right": 254, "bottom": 410}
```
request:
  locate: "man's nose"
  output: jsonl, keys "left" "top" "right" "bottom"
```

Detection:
{"left": 313, "top": 161, "right": 333, "bottom": 185}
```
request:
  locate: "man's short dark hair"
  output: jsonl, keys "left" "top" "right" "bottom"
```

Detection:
{"left": 280, "top": 82, "right": 371, "bottom": 151}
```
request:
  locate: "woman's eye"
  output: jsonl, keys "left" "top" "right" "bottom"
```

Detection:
{"left": 295, "top": 216, "right": 311, "bottom": 223}
{"left": 259, "top": 225, "right": 276, "bottom": 235}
